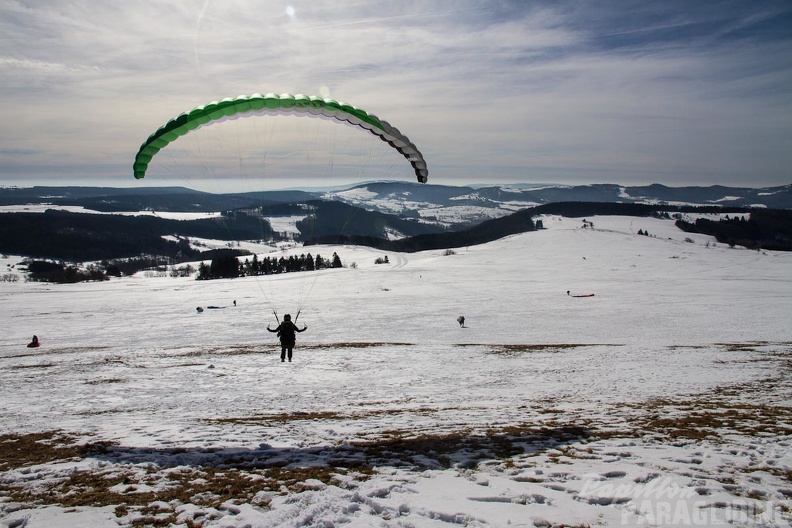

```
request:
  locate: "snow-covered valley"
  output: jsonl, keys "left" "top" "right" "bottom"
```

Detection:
{"left": 1, "top": 215, "right": 790, "bottom": 527}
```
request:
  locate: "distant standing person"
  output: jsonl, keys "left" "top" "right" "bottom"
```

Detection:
{"left": 27, "top": 335, "right": 40, "bottom": 348}
{"left": 457, "top": 316, "right": 465, "bottom": 328}
{"left": 267, "top": 314, "right": 307, "bottom": 362}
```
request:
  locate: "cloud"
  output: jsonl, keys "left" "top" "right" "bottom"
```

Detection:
{"left": 0, "top": 0, "right": 790, "bottom": 190}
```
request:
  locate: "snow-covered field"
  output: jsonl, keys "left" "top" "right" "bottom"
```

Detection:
{"left": 322, "top": 187, "right": 512, "bottom": 227}
{"left": 0, "top": 205, "right": 222, "bottom": 221}
{"left": 1, "top": 215, "right": 791, "bottom": 527}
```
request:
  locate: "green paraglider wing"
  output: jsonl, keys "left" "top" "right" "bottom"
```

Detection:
{"left": 133, "top": 92, "right": 428, "bottom": 183}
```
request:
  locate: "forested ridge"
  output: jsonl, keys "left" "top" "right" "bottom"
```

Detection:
{"left": 0, "top": 210, "right": 274, "bottom": 262}
{"left": 0, "top": 200, "right": 442, "bottom": 263}
{"left": 675, "top": 209, "right": 792, "bottom": 251}
{"left": 2, "top": 203, "right": 791, "bottom": 268}
{"left": 306, "top": 202, "right": 792, "bottom": 252}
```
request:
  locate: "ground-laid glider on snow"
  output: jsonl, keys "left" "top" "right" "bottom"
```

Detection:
{"left": 133, "top": 92, "right": 428, "bottom": 183}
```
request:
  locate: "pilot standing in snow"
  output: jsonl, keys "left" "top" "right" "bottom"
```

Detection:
{"left": 267, "top": 313, "right": 307, "bottom": 362}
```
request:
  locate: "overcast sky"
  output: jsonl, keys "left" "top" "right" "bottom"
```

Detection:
{"left": 1, "top": 0, "right": 790, "bottom": 192}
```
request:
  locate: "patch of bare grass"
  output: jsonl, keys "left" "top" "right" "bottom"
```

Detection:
{"left": 455, "top": 343, "right": 623, "bottom": 355}
{"left": 206, "top": 405, "right": 481, "bottom": 427}
{"left": 632, "top": 399, "right": 792, "bottom": 440}
{"left": 160, "top": 362, "right": 210, "bottom": 368}
{"left": 181, "top": 345, "right": 269, "bottom": 357}
{"left": 349, "top": 424, "right": 593, "bottom": 469}
{"left": 306, "top": 342, "right": 414, "bottom": 350}
{"left": 75, "top": 408, "right": 129, "bottom": 416}
{"left": 209, "top": 411, "right": 346, "bottom": 425}
{"left": 604, "top": 344, "right": 792, "bottom": 442}
{"left": 8, "top": 362, "right": 55, "bottom": 370}
{"left": 176, "top": 343, "right": 414, "bottom": 357}
{"left": 0, "top": 432, "right": 99, "bottom": 470}
{"left": 0, "top": 432, "right": 375, "bottom": 520}
{"left": 715, "top": 341, "right": 773, "bottom": 352}
{"left": 522, "top": 342, "right": 792, "bottom": 445}
{"left": 2, "top": 462, "right": 372, "bottom": 521}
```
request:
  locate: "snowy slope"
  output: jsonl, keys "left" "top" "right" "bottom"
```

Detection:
{"left": 1, "top": 215, "right": 791, "bottom": 527}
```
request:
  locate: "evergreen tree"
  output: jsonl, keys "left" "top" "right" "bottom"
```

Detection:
{"left": 208, "top": 255, "right": 240, "bottom": 279}
{"left": 197, "top": 262, "right": 210, "bottom": 280}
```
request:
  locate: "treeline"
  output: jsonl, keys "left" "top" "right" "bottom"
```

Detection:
{"left": 0, "top": 201, "right": 441, "bottom": 263}
{"left": 21, "top": 257, "right": 197, "bottom": 283}
{"left": 0, "top": 186, "right": 317, "bottom": 211}
{"left": 304, "top": 201, "right": 769, "bottom": 252}
{"left": 305, "top": 202, "right": 661, "bottom": 252}
{"left": 0, "top": 210, "right": 275, "bottom": 262}
{"left": 291, "top": 200, "right": 440, "bottom": 241}
{"left": 5, "top": 201, "right": 790, "bottom": 276}
{"left": 197, "top": 251, "right": 343, "bottom": 280}
{"left": 675, "top": 209, "right": 792, "bottom": 251}
{"left": 25, "top": 260, "right": 109, "bottom": 283}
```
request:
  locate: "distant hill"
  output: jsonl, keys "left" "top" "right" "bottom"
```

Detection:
{"left": 2, "top": 183, "right": 790, "bottom": 227}
{"left": 306, "top": 202, "right": 792, "bottom": 253}
{"left": 0, "top": 199, "right": 444, "bottom": 263}
{"left": 305, "top": 202, "right": 657, "bottom": 252}
{"left": 321, "top": 182, "right": 792, "bottom": 227}
{"left": 0, "top": 186, "right": 317, "bottom": 212}
{"left": 0, "top": 210, "right": 275, "bottom": 262}
{"left": 2, "top": 182, "right": 791, "bottom": 262}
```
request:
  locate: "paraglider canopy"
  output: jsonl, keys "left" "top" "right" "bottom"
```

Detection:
{"left": 133, "top": 92, "right": 428, "bottom": 183}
